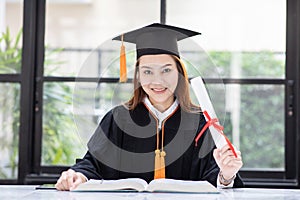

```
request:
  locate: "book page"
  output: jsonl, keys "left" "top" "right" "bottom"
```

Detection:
{"left": 72, "top": 178, "right": 148, "bottom": 192}
{"left": 146, "top": 179, "right": 219, "bottom": 193}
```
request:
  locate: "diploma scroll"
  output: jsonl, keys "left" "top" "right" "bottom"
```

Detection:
{"left": 190, "top": 76, "right": 234, "bottom": 152}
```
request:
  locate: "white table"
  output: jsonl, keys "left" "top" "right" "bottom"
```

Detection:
{"left": 1, "top": 185, "right": 300, "bottom": 200}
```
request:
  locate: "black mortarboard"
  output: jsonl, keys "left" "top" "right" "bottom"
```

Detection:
{"left": 113, "top": 23, "right": 201, "bottom": 82}
{"left": 113, "top": 23, "right": 201, "bottom": 59}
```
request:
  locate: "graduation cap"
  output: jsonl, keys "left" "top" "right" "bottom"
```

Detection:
{"left": 113, "top": 23, "right": 201, "bottom": 82}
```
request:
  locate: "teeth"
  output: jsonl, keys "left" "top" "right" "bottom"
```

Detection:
{"left": 153, "top": 88, "right": 165, "bottom": 92}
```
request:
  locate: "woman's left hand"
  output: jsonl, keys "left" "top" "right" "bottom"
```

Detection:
{"left": 213, "top": 144, "right": 243, "bottom": 180}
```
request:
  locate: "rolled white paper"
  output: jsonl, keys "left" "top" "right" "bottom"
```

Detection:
{"left": 190, "top": 76, "right": 227, "bottom": 149}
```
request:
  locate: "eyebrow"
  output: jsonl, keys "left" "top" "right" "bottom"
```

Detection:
{"left": 139, "top": 64, "right": 173, "bottom": 69}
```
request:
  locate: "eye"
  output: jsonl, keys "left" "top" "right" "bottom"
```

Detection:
{"left": 162, "top": 68, "right": 171, "bottom": 73}
{"left": 143, "top": 70, "right": 152, "bottom": 75}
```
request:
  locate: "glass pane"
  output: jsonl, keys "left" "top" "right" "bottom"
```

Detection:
{"left": 42, "top": 82, "right": 85, "bottom": 165}
{"left": 0, "top": 0, "right": 22, "bottom": 180}
{"left": 0, "top": 83, "right": 20, "bottom": 179}
{"left": 225, "top": 84, "right": 285, "bottom": 169}
{"left": 167, "top": 0, "right": 286, "bottom": 78}
{"left": 73, "top": 82, "right": 133, "bottom": 145}
{"left": 44, "top": 0, "right": 160, "bottom": 77}
{"left": 0, "top": 1, "right": 23, "bottom": 74}
{"left": 208, "top": 51, "right": 285, "bottom": 79}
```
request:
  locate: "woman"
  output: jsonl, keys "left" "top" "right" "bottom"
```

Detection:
{"left": 55, "top": 23, "right": 243, "bottom": 191}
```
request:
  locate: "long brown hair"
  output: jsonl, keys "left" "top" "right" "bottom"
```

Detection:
{"left": 125, "top": 55, "right": 200, "bottom": 113}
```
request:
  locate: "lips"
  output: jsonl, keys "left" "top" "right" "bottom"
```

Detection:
{"left": 151, "top": 88, "right": 167, "bottom": 93}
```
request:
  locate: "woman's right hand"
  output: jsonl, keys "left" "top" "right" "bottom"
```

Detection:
{"left": 55, "top": 169, "right": 87, "bottom": 191}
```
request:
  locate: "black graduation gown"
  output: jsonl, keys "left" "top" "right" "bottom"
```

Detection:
{"left": 71, "top": 103, "right": 244, "bottom": 187}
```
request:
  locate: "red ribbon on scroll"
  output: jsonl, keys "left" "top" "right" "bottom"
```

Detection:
{"left": 195, "top": 110, "right": 238, "bottom": 158}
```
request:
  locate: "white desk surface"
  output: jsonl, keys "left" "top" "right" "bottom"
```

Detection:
{"left": 1, "top": 185, "right": 300, "bottom": 200}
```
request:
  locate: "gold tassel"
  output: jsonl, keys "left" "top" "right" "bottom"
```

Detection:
{"left": 159, "top": 150, "right": 166, "bottom": 178}
{"left": 154, "top": 150, "right": 166, "bottom": 179}
{"left": 119, "top": 34, "right": 127, "bottom": 83}
{"left": 154, "top": 149, "right": 161, "bottom": 179}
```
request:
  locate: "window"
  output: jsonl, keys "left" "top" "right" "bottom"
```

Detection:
{"left": 40, "top": 0, "right": 161, "bottom": 167}
{"left": 167, "top": 0, "right": 299, "bottom": 186}
{"left": 2, "top": 0, "right": 299, "bottom": 187}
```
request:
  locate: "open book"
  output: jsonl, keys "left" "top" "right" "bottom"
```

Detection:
{"left": 71, "top": 178, "right": 219, "bottom": 193}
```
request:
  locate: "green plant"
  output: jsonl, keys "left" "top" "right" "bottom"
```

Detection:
{"left": 0, "top": 27, "right": 82, "bottom": 179}
{"left": 0, "top": 28, "right": 22, "bottom": 178}
{"left": 208, "top": 51, "right": 285, "bottom": 169}
{"left": 42, "top": 82, "right": 85, "bottom": 165}
{"left": 0, "top": 27, "right": 22, "bottom": 73}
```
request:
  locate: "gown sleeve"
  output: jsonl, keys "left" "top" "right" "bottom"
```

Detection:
{"left": 70, "top": 151, "right": 103, "bottom": 180}
{"left": 196, "top": 146, "right": 244, "bottom": 187}
{"left": 192, "top": 112, "right": 244, "bottom": 188}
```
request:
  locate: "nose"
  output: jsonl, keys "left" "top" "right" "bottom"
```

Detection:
{"left": 149, "top": 72, "right": 164, "bottom": 85}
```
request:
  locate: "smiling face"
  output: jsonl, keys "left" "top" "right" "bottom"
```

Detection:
{"left": 138, "top": 54, "right": 179, "bottom": 112}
